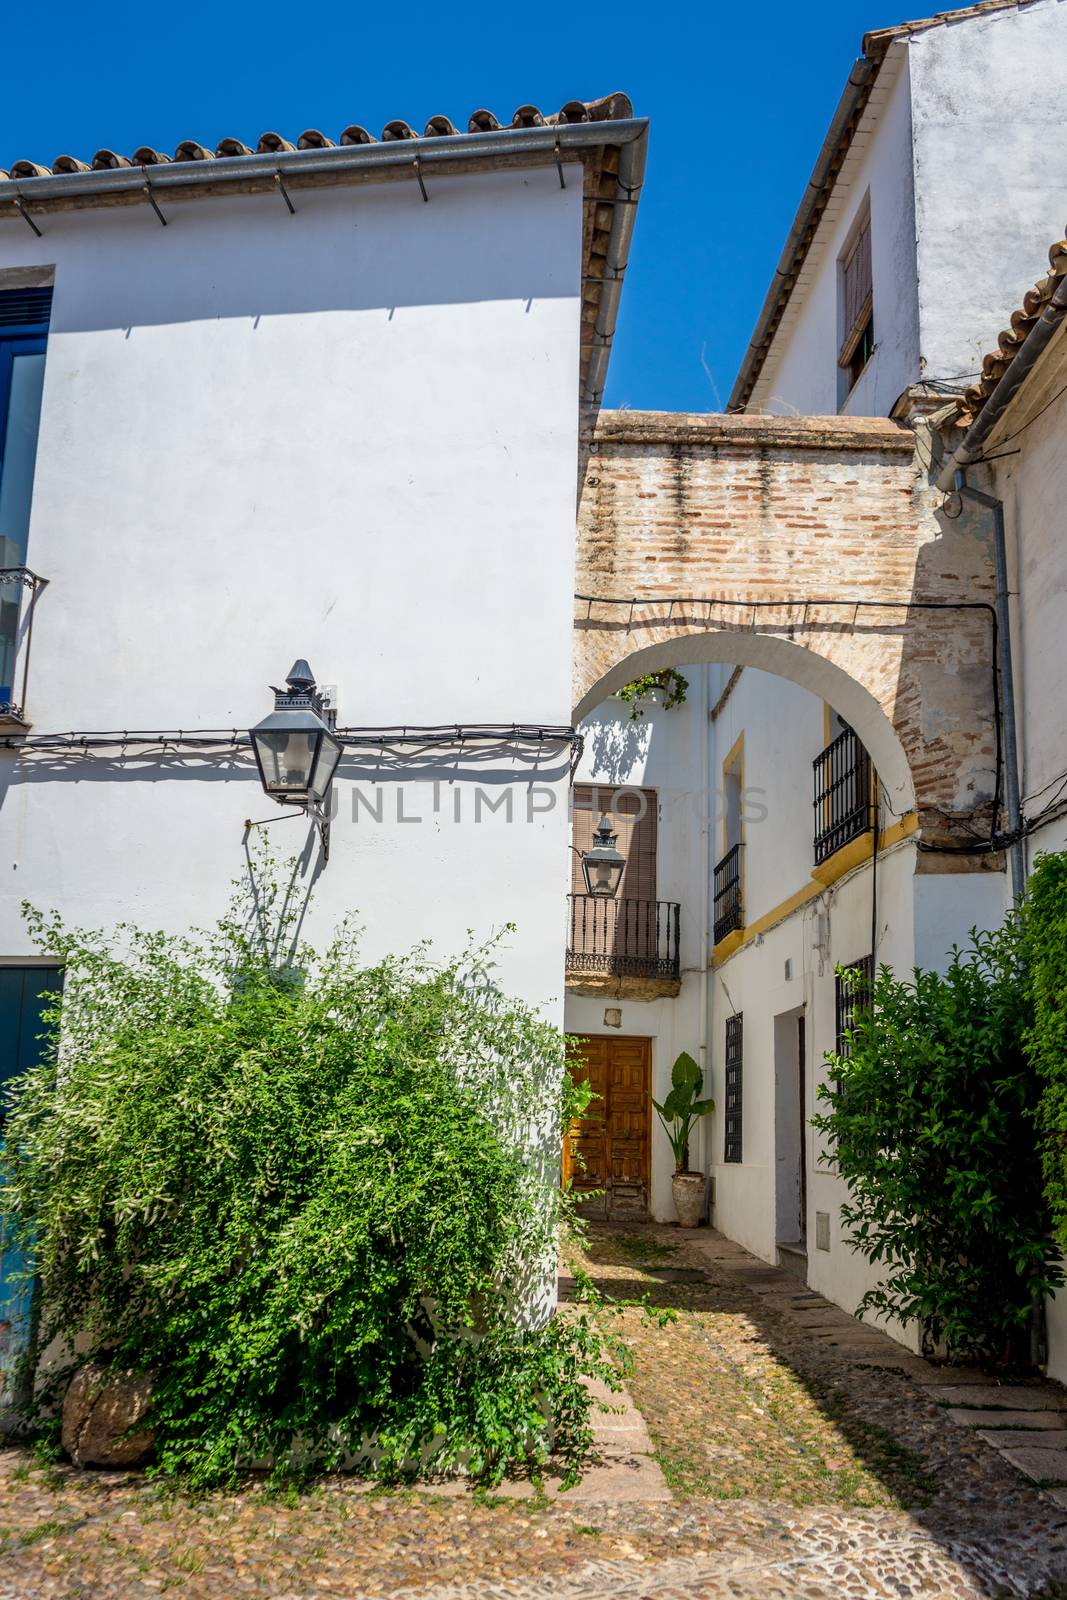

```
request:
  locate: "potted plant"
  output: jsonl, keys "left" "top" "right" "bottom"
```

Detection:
{"left": 652, "top": 1051, "right": 714, "bottom": 1228}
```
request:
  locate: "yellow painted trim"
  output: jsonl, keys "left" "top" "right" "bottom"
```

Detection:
{"left": 709, "top": 812, "right": 921, "bottom": 969}
{"left": 811, "top": 830, "right": 874, "bottom": 886}
{"left": 711, "top": 927, "right": 745, "bottom": 965}
{"left": 721, "top": 731, "right": 745, "bottom": 857}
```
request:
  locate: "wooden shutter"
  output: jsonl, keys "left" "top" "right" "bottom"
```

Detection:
{"left": 572, "top": 785, "right": 657, "bottom": 901}
{"left": 723, "top": 1013, "right": 743, "bottom": 1164}
{"left": 838, "top": 219, "right": 872, "bottom": 368}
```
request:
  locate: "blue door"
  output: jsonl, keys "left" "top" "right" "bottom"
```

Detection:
{"left": 0, "top": 965, "right": 62, "bottom": 1411}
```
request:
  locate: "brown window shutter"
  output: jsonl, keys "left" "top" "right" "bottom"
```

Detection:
{"left": 572, "top": 785, "right": 657, "bottom": 901}
{"left": 838, "top": 219, "right": 872, "bottom": 368}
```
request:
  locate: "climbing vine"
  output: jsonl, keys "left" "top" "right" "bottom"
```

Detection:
{"left": 617, "top": 667, "right": 689, "bottom": 721}
{"left": 0, "top": 865, "right": 625, "bottom": 1490}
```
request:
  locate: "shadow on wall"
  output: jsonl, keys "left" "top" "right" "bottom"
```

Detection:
{"left": 31, "top": 169, "right": 579, "bottom": 337}
{"left": 583, "top": 701, "right": 652, "bottom": 786}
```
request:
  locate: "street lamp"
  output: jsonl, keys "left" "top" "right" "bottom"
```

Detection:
{"left": 250, "top": 660, "right": 343, "bottom": 810}
{"left": 581, "top": 814, "right": 625, "bottom": 899}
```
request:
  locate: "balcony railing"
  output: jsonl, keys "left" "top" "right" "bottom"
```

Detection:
{"left": 813, "top": 727, "right": 873, "bottom": 865}
{"left": 567, "top": 895, "right": 680, "bottom": 982}
{"left": 0, "top": 567, "right": 48, "bottom": 725}
{"left": 713, "top": 843, "right": 743, "bottom": 944}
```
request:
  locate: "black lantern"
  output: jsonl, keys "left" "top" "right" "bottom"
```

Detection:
{"left": 582, "top": 814, "right": 625, "bottom": 899}
{"left": 250, "top": 659, "right": 343, "bottom": 808}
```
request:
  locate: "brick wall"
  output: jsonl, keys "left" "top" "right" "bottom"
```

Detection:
{"left": 574, "top": 412, "right": 998, "bottom": 852}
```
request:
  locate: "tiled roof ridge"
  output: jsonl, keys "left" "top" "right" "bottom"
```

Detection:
{"left": 958, "top": 231, "right": 1067, "bottom": 425}
{"left": 863, "top": 0, "right": 1049, "bottom": 58}
{"left": 0, "top": 93, "right": 632, "bottom": 180}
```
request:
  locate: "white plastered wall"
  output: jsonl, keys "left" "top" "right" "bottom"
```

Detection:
{"left": 0, "top": 166, "right": 584, "bottom": 1014}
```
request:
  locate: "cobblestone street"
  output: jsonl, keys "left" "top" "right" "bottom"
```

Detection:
{"left": 3, "top": 1224, "right": 1067, "bottom": 1599}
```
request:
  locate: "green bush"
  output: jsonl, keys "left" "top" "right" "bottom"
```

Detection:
{"left": 0, "top": 872, "right": 621, "bottom": 1489}
{"left": 811, "top": 922, "right": 1062, "bottom": 1365}
{"left": 1023, "top": 851, "right": 1067, "bottom": 1256}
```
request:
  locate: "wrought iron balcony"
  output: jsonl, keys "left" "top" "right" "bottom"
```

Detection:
{"left": 566, "top": 894, "right": 680, "bottom": 982}
{"left": 713, "top": 843, "right": 743, "bottom": 944}
{"left": 813, "top": 726, "right": 873, "bottom": 865}
{"left": 0, "top": 567, "right": 48, "bottom": 725}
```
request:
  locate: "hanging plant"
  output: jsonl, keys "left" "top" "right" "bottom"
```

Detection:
{"left": 617, "top": 668, "right": 689, "bottom": 722}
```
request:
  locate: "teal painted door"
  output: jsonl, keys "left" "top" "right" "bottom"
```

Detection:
{"left": 0, "top": 965, "right": 62, "bottom": 1411}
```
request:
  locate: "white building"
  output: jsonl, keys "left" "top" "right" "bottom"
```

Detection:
{"left": 0, "top": 98, "right": 648, "bottom": 1397}
{"left": 936, "top": 225, "right": 1067, "bottom": 1375}
{"left": 728, "top": 0, "right": 1067, "bottom": 422}
{"left": 562, "top": 0, "right": 1067, "bottom": 1354}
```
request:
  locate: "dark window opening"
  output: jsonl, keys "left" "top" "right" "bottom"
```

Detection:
{"left": 724, "top": 1012, "right": 743, "bottom": 1164}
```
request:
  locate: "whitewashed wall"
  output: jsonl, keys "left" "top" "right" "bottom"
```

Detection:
{"left": 910, "top": 0, "right": 1067, "bottom": 388}
{"left": 989, "top": 336, "right": 1067, "bottom": 1383}
{"left": 0, "top": 167, "right": 584, "bottom": 1012}
{"left": 566, "top": 673, "right": 712, "bottom": 1221}
{"left": 751, "top": 50, "right": 919, "bottom": 418}
{"left": 707, "top": 665, "right": 1005, "bottom": 1338}
{"left": 751, "top": 0, "right": 1067, "bottom": 417}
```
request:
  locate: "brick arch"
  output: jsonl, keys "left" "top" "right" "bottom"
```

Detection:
{"left": 574, "top": 412, "right": 998, "bottom": 851}
{"left": 574, "top": 625, "right": 916, "bottom": 819}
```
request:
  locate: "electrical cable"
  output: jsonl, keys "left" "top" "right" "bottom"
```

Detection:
{"left": 575, "top": 592, "right": 1003, "bottom": 853}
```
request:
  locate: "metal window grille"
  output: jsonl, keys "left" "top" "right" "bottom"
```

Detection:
{"left": 566, "top": 894, "right": 680, "bottom": 982}
{"left": 713, "top": 843, "right": 743, "bottom": 944}
{"left": 813, "top": 726, "right": 873, "bottom": 864}
{"left": 723, "top": 1012, "right": 743, "bottom": 1164}
{"left": 835, "top": 955, "right": 874, "bottom": 1057}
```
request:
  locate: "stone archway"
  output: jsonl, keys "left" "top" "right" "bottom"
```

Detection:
{"left": 574, "top": 411, "right": 999, "bottom": 853}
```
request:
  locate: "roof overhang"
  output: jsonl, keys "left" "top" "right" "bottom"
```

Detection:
{"left": 727, "top": 0, "right": 1048, "bottom": 412}
{"left": 0, "top": 116, "right": 648, "bottom": 410}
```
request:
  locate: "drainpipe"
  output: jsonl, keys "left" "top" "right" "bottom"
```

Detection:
{"left": 698, "top": 667, "right": 711, "bottom": 1202}
{"left": 953, "top": 473, "right": 1026, "bottom": 900}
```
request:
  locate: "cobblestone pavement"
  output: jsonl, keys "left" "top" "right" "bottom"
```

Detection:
{"left": 2, "top": 1223, "right": 1067, "bottom": 1599}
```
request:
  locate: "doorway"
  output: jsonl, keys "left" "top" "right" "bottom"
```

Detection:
{"left": 1, "top": 965, "right": 63, "bottom": 1413}
{"left": 563, "top": 1035, "right": 651, "bottom": 1218}
{"left": 774, "top": 1007, "right": 807, "bottom": 1258}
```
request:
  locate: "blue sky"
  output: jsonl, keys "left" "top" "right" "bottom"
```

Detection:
{"left": 2, "top": 0, "right": 924, "bottom": 412}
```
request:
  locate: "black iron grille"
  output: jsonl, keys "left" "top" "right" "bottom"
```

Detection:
{"left": 724, "top": 1012, "right": 743, "bottom": 1164}
{"left": 813, "top": 726, "right": 873, "bottom": 865}
{"left": 566, "top": 895, "right": 680, "bottom": 982}
{"left": 713, "top": 843, "right": 743, "bottom": 944}
{"left": 835, "top": 954, "right": 874, "bottom": 1057}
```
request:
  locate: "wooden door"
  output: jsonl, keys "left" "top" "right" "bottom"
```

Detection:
{"left": 563, "top": 1035, "right": 651, "bottom": 1217}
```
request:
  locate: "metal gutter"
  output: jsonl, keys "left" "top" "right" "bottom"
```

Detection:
{"left": 583, "top": 123, "right": 648, "bottom": 407}
{"left": 726, "top": 58, "right": 877, "bottom": 412}
{"left": 0, "top": 120, "right": 646, "bottom": 206}
{"left": 935, "top": 272, "right": 1067, "bottom": 489}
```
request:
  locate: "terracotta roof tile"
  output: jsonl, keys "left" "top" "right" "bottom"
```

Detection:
{"left": 2, "top": 95, "right": 632, "bottom": 179}
{"left": 959, "top": 229, "right": 1067, "bottom": 424}
{"left": 0, "top": 93, "right": 641, "bottom": 410}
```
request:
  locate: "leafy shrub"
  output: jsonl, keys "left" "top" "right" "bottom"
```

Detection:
{"left": 811, "top": 922, "right": 1062, "bottom": 1365}
{"left": 1023, "top": 851, "right": 1067, "bottom": 1256}
{"left": 0, "top": 870, "right": 622, "bottom": 1489}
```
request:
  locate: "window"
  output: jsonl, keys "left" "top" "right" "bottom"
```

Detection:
{"left": 714, "top": 735, "right": 744, "bottom": 943}
{"left": 0, "top": 287, "right": 51, "bottom": 713}
{"left": 835, "top": 955, "right": 874, "bottom": 1057}
{"left": 723, "top": 1012, "right": 743, "bottom": 1163}
{"left": 571, "top": 785, "right": 657, "bottom": 902}
{"left": 838, "top": 211, "right": 873, "bottom": 393}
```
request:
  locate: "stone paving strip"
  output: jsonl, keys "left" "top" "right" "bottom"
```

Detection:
{"left": 3, "top": 1222, "right": 1067, "bottom": 1598}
